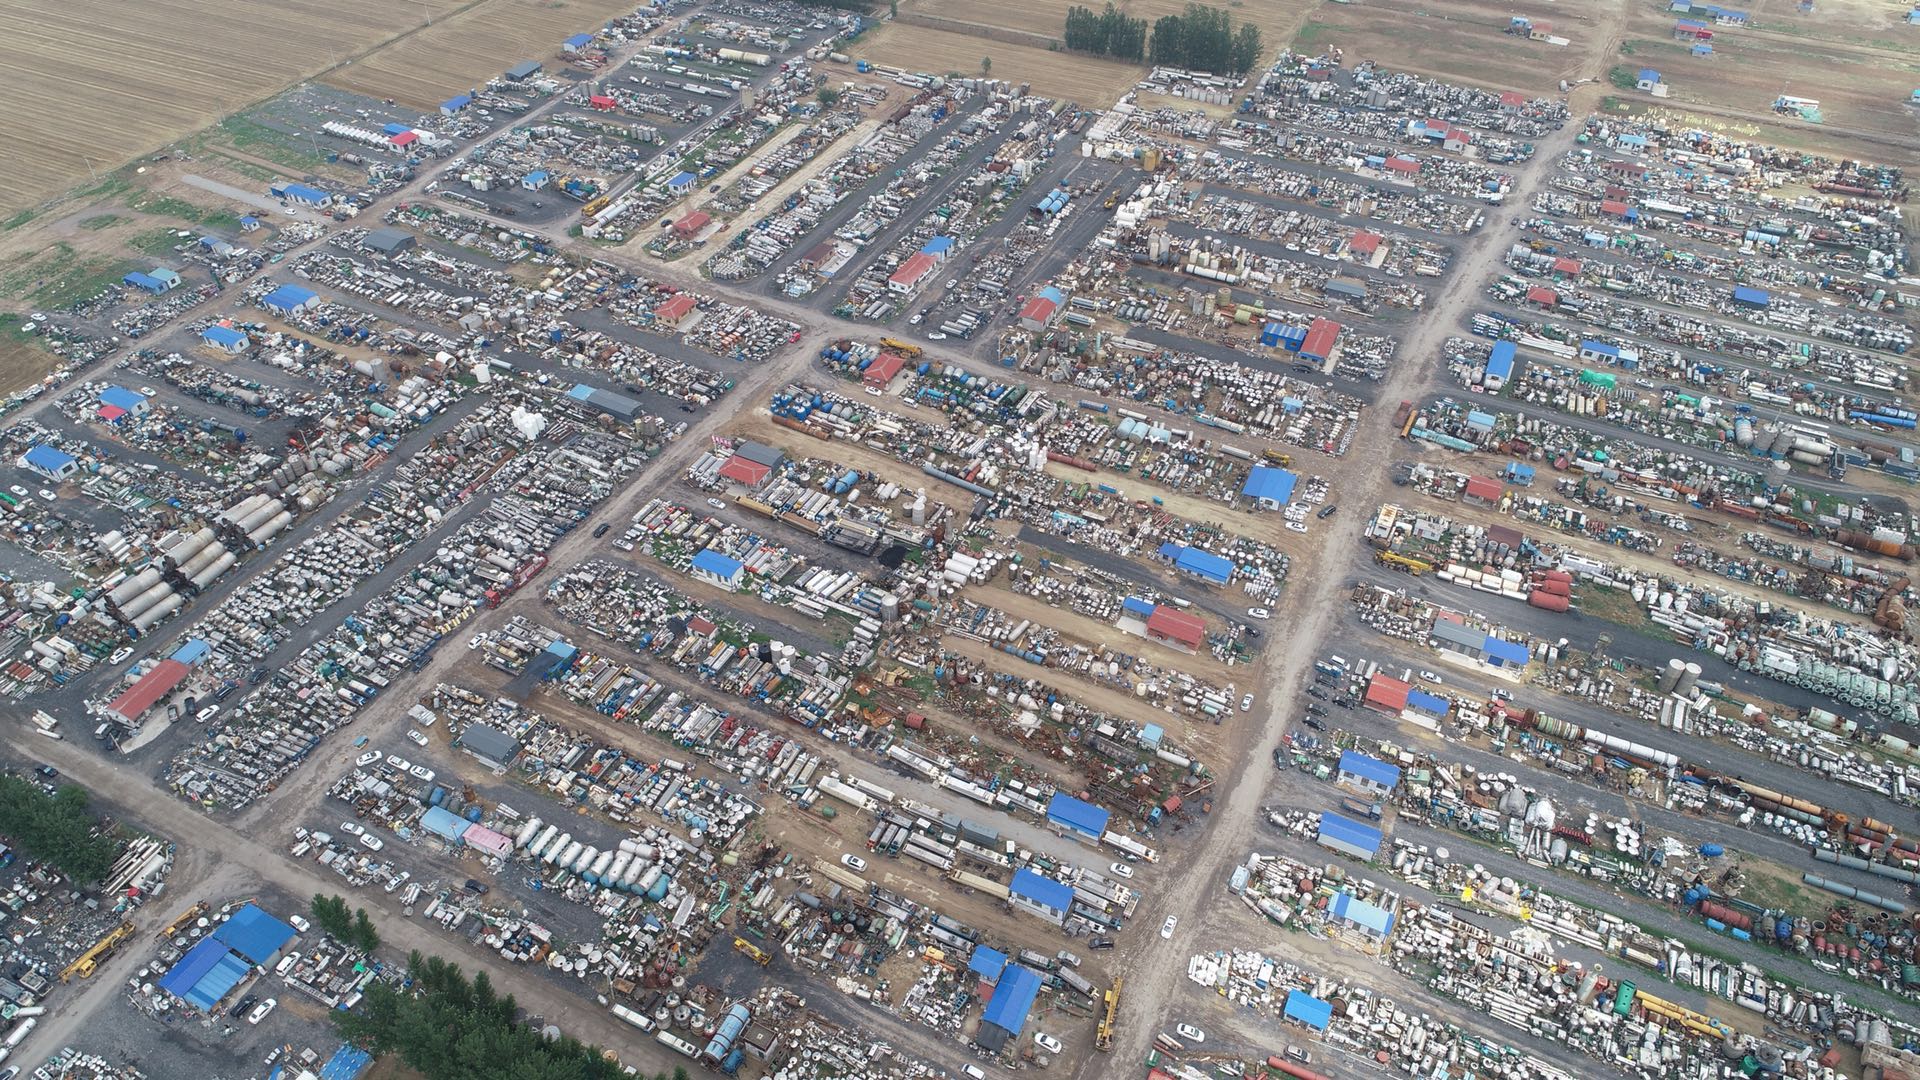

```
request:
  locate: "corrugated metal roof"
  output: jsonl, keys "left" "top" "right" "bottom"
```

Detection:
{"left": 1362, "top": 674, "right": 1409, "bottom": 712}
{"left": 1174, "top": 547, "right": 1233, "bottom": 584}
{"left": 1430, "top": 618, "right": 1484, "bottom": 648}
{"left": 1044, "top": 794, "right": 1110, "bottom": 838}
{"left": 980, "top": 963, "right": 1041, "bottom": 1039}
{"left": 1145, "top": 605, "right": 1206, "bottom": 647}
{"left": 969, "top": 946, "right": 1008, "bottom": 981}
{"left": 691, "top": 548, "right": 744, "bottom": 580}
{"left": 1406, "top": 688, "right": 1450, "bottom": 715}
{"left": 1242, "top": 466, "right": 1297, "bottom": 504}
{"left": 1338, "top": 750, "right": 1402, "bottom": 789}
{"left": 1316, "top": 811, "right": 1383, "bottom": 857}
{"left": 420, "top": 805, "right": 470, "bottom": 842}
{"left": 108, "top": 660, "right": 191, "bottom": 723}
{"left": 1330, "top": 891, "right": 1395, "bottom": 934}
{"left": 460, "top": 723, "right": 520, "bottom": 764}
{"left": 1283, "top": 989, "right": 1333, "bottom": 1029}
{"left": 1010, "top": 867, "right": 1074, "bottom": 910}
{"left": 1483, "top": 636, "right": 1530, "bottom": 665}
{"left": 212, "top": 903, "right": 295, "bottom": 964}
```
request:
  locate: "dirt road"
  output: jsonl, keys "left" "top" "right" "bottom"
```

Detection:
{"left": 1075, "top": 29, "right": 1626, "bottom": 1067}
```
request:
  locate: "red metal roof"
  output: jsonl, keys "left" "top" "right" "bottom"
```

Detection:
{"left": 686, "top": 615, "right": 717, "bottom": 636}
{"left": 1499, "top": 91, "right": 1527, "bottom": 107}
{"left": 1551, "top": 256, "right": 1582, "bottom": 275}
{"left": 1018, "top": 295, "right": 1058, "bottom": 323}
{"left": 1383, "top": 156, "right": 1420, "bottom": 173}
{"left": 1600, "top": 199, "right": 1631, "bottom": 216}
{"left": 718, "top": 455, "right": 771, "bottom": 486}
{"left": 1300, "top": 317, "right": 1342, "bottom": 359}
{"left": 654, "top": 293, "right": 697, "bottom": 321}
{"left": 1525, "top": 285, "right": 1558, "bottom": 306}
{"left": 1348, "top": 230, "right": 1380, "bottom": 254}
{"left": 1363, "top": 674, "right": 1410, "bottom": 713}
{"left": 1144, "top": 606, "right": 1206, "bottom": 648}
{"left": 108, "top": 660, "right": 190, "bottom": 723}
{"left": 674, "top": 210, "right": 712, "bottom": 235}
{"left": 1463, "top": 476, "right": 1503, "bottom": 502}
{"left": 390, "top": 131, "right": 418, "bottom": 147}
{"left": 864, "top": 351, "right": 905, "bottom": 385}
{"left": 889, "top": 252, "right": 938, "bottom": 287}
{"left": 589, "top": 95, "right": 617, "bottom": 109}
{"left": 97, "top": 404, "right": 128, "bottom": 423}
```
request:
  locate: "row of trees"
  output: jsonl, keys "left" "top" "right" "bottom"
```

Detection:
{"left": 335, "top": 952, "right": 691, "bottom": 1080}
{"left": 311, "top": 893, "right": 381, "bottom": 953}
{"left": 1063, "top": 4, "right": 1148, "bottom": 62}
{"left": 1146, "top": 4, "right": 1264, "bottom": 75}
{"left": 0, "top": 775, "right": 119, "bottom": 884}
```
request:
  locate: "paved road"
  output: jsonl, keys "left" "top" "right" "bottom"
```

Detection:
{"left": 182, "top": 175, "right": 317, "bottom": 221}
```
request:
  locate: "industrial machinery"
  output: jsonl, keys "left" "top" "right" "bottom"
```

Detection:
{"left": 61, "top": 920, "right": 135, "bottom": 981}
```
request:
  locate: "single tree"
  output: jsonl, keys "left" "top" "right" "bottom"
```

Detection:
{"left": 981, "top": 56, "right": 992, "bottom": 75}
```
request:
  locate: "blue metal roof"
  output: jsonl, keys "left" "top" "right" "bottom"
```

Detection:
{"left": 442, "top": 94, "right": 473, "bottom": 111}
{"left": 100, "top": 386, "right": 145, "bottom": 411}
{"left": 202, "top": 325, "right": 248, "bottom": 347}
{"left": 1120, "top": 596, "right": 1155, "bottom": 618}
{"left": 1483, "top": 635, "right": 1530, "bottom": 665}
{"left": 278, "top": 182, "right": 329, "bottom": 202}
{"left": 420, "top": 805, "right": 470, "bottom": 842}
{"left": 170, "top": 638, "right": 211, "bottom": 666}
{"left": 968, "top": 945, "right": 1008, "bottom": 981}
{"left": 564, "top": 32, "right": 594, "bottom": 47}
{"left": 1330, "top": 890, "right": 1395, "bottom": 934}
{"left": 1338, "top": 750, "right": 1401, "bottom": 789}
{"left": 1580, "top": 339, "right": 1619, "bottom": 356}
{"left": 1638, "top": 68, "right": 1661, "bottom": 81}
{"left": 668, "top": 170, "right": 696, "bottom": 187}
{"left": 319, "top": 1045, "right": 373, "bottom": 1080}
{"left": 123, "top": 271, "right": 163, "bottom": 290}
{"left": 691, "top": 548, "right": 744, "bottom": 580}
{"left": 1283, "top": 989, "right": 1333, "bottom": 1029}
{"left": 1405, "top": 688, "right": 1450, "bottom": 715}
{"left": 1140, "top": 722, "right": 1163, "bottom": 748}
{"left": 980, "top": 964, "right": 1042, "bottom": 1036}
{"left": 1009, "top": 867, "right": 1073, "bottom": 912}
{"left": 1045, "top": 792, "right": 1110, "bottom": 838}
{"left": 1174, "top": 547, "right": 1233, "bottom": 584}
{"left": 1317, "top": 811, "right": 1382, "bottom": 857}
{"left": 1732, "top": 285, "right": 1770, "bottom": 307}
{"left": 23, "top": 444, "right": 74, "bottom": 471}
{"left": 1242, "top": 466, "right": 1297, "bottom": 504}
{"left": 157, "top": 936, "right": 229, "bottom": 1000}
{"left": 1157, "top": 541, "right": 1185, "bottom": 561}
{"left": 920, "top": 235, "right": 954, "bottom": 256}
{"left": 212, "top": 902, "right": 296, "bottom": 964}
{"left": 263, "top": 283, "right": 317, "bottom": 310}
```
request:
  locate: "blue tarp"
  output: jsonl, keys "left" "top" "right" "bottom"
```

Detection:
{"left": 1242, "top": 466, "right": 1297, "bottom": 506}
{"left": 1330, "top": 891, "right": 1396, "bottom": 935}
{"left": 1317, "top": 811, "right": 1383, "bottom": 859}
{"left": 1009, "top": 868, "right": 1074, "bottom": 912}
{"left": 968, "top": 946, "right": 1008, "bottom": 982}
{"left": 1173, "top": 547, "right": 1233, "bottom": 585}
{"left": 212, "top": 902, "right": 296, "bottom": 964}
{"left": 920, "top": 235, "right": 954, "bottom": 256}
{"left": 1045, "top": 792, "right": 1110, "bottom": 838}
{"left": 1283, "top": 989, "right": 1333, "bottom": 1030}
{"left": 1337, "top": 750, "right": 1402, "bottom": 789}
{"left": 1483, "top": 636, "right": 1530, "bottom": 667}
{"left": 1406, "top": 688, "right": 1450, "bottom": 716}
{"left": 980, "top": 964, "right": 1042, "bottom": 1038}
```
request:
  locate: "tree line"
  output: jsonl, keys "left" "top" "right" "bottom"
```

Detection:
{"left": 1062, "top": 2, "right": 1264, "bottom": 75}
{"left": 1063, "top": 4, "right": 1147, "bottom": 62}
{"left": 0, "top": 775, "right": 120, "bottom": 884}
{"left": 311, "top": 893, "right": 381, "bottom": 952}
{"left": 335, "top": 951, "right": 692, "bottom": 1080}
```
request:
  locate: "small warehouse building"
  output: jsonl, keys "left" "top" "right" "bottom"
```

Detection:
{"left": 673, "top": 210, "right": 712, "bottom": 239}
{"left": 122, "top": 271, "right": 167, "bottom": 294}
{"left": 654, "top": 293, "right": 699, "bottom": 328}
{"left": 201, "top": 325, "right": 250, "bottom": 354}
{"left": 1483, "top": 634, "right": 1530, "bottom": 669}
{"left": 158, "top": 902, "right": 297, "bottom": 1012}
{"left": 733, "top": 440, "right": 785, "bottom": 472}
{"left": 1732, "top": 285, "right": 1770, "bottom": 309}
{"left": 717, "top": 454, "right": 773, "bottom": 488}
{"left": 1241, "top": 466, "right": 1297, "bottom": 510}
{"left": 1007, "top": 868, "right": 1073, "bottom": 926}
{"left": 691, "top": 548, "right": 745, "bottom": 589}
{"left": 862, "top": 350, "right": 905, "bottom": 389}
{"left": 1167, "top": 544, "right": 1233, "bottom": 586}
{"left": 1018, "top": 286, "right": 1064, "bottom": 331}
{"left": 522, "top": 170, "right": 551, "bottom": 191}
{"left": 262, "top": 284, "right": 320, "bottom": 315}
{"left": 1484, "top": 340, "right": 1517, "bottom": 390}
{"left": 1430, "top": 617, "right": 1486, "bottom": 659}
{"left": 420, "top": 805, "right": 472, "bottom": 845}
{"left": 887, "top": 252, "right": 939, "bottom": 294}
{"left": 1329, "top": 891, "right": 1396, "bottom": 941}
{"left": 1045, "top": 793, "right": 1110, "bottom": 841}
{"left": 105, "top": 659, "right": 191, "bottom": 725}
{"left": 458, "top": 723, "right": 522, "bottom": 770}
{"left": 1144, "top": 605, "right": 1205, "bottom": 653}
{"left": 1362, "top": 673, "right": 1410, "bottom": 715}
{"left": 1316, "top": 811, "right": 1383, "bottom": 861}
{"left": 99, "top": 386, "right": 150, "bottom": 419}
{"left": 363, "top": 227, "right": 417, "bottom": 257}
{"left": 441, "top": 94, "right": 473, "bottom": 115}
{"left": 562, "top": 32, "right": 595, "bottom": 53}
{"left": 1337, "top": 750, "right": 1402, "bottom": 797}
{"left": 20, "top": 444, "right": 77, "bottom": 481}
{"left": 975, "top": 964, "right": 1042, "bottom": 1051}
{"left": 564, "top": 383, "right": 646, "bottom": 424}
{"left": 1405, "top": 687, "right": 1451, "bottom": 722}
{"left": 666, "top": 170, "right": 697, "bottom": 194}
{"left": 270, "top": 182, "right": 332, "bottom": 208}
{"left": 1298, "top": 318, "right": 1342, "bottom": 371}
{"left": 505, "top": 60, "right": 543, "bottom": 81}
{"left": 1283, "top": 990, "right": 1333, "bottom": 1031}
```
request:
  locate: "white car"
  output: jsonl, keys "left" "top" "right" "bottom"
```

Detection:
{"left": 841, "top": 854, "right": 867, "bottom": 872}
{"left": 1108, "top": 862, "right": 1133, "bottom": 879}
{"left": 356, "top": 750, "right": 382, "bottom": 767}
{"left": 1247, "top": 607, "right": 1271, "bottom": 620}
{"left": 961, "top": 1067, "right": 987, "bottom": 1080}
{"left": 1418, "top": 670, "right": 1442, "bottom": 684}
{"left": 6, "top": 485, "right": 25, "bottom": 498}
{"left": 287, "top": 914, "right": 310, "bottom": 934}
{"left": 467, "top": 634, "right": 482, "bottom": 650}
{"left": 1175, "top": 1024, "right": 1205, "bottom": 1043}
{"left": 1240, "top": 694, "right": 1253, "bottom": 712}
{"left": 36, "top": 488, "right": 56, "bottom": 502}
{"left": 1285, "top": 521, "right": 1308, "bottom": 533}
{"left": 359, "top": 833, "right": 384, "bottom": 852}
{"left": 109, "top": 647, "right": 132, "bottom": 664}
{"left": 246, "top": 997, "right": 277, "bottom": 1024}
{"left": 406, "top": 728, "right": 428, "bottom": 747}
{"left": 410, "top": 765, "right": 435, "bottom": 783}
{"left": 1160, "top": 914, "right": 1177, "bottom": 938}
{"left": 139, "top": 386, "right": 157, "bottom": 397}
{"left": 385, "top": 754, "right": 409, "bottom": 771}
{"left": 1033, "top": 1033, "right": 1062, "bottom": 1054}
{"left": 195, "top": 705, "right": 218, "bottom": 722}
{"left": 339, "top": 821, "right": 364, "bottom": 837}
{"left": 706, "top": 498, "right": 726, "bottom": 509}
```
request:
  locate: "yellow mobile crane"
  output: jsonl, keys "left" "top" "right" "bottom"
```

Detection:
{"left": 1376, "top": 551, "right": 1433, "bottom": 576}
{"left": 157, "top": 900, "right": 208, "bottom": 941}
{"left": 61, "top": 920, "right": 135, "bottom": 981}
{"left": 1094, "top": 976, "right": 1122, "bottom": 1051}
{"left": 878, "top": 338, "right": 922, "bottom": 359}
{"left": 732, "top": 937, "right": 771, "bottom": 966}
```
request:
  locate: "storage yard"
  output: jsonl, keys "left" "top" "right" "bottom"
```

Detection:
{"left": 1, "top": 2, "right": 1919, "bottom": 1080}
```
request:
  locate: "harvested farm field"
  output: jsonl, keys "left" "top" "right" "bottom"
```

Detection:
{"left": 323, "top": 0, "right": 643, "bottom": 110}
{"left": 1291, "top": 0, "right": 1610, "bottom": 95}
{"left": 855, "top": 23, "right": 1143, "bottom": 105}
{"left": 0, "top": 0, "right": 467, "bottom": 217}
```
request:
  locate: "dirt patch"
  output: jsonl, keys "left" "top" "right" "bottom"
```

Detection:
{"left": 324, "top": 0, "right": 644, "bottom": 111}
{"left": 1292, "top": 0, "right": 1600, "bottom": 95}
{"left": 855, "top": 22, "right": 1142, "bottom": 105}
